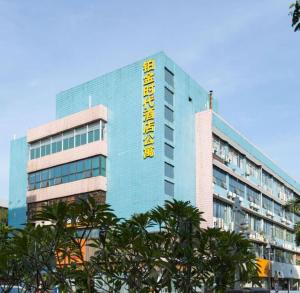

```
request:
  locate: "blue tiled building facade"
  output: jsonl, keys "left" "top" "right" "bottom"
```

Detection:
{"left": 8, "top": 52, "right": 300, "bottom": 290}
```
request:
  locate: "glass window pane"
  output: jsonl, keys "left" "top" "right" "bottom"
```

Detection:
{"left": 30, "top": 149, "right": 35, "bottom": 160}
{"left": 84, "top": 159, "right": 92, "bottom": 170}
{"left": 63, "top": 138, "right": 69, "bottom": 150}
{"left": 92, "top": 168, "right": 100, "bottom": 177}
{"left": 165, "top": 67, "right": 174, "bottom": 87}
{"left": 52, "top": 142, "right": 57, "bottom": 153}
{"left": 57, "top": 141, "right": 62, "bottom": 152}
{"left": 69, "top": 174, "right": 76, "bottom": 182}
{"left": 164, "top": 125, "right": 173, "bottom": 142}
{"left": 62, "top": 164, "right": 69, "bottom": 176}
{"left": 69, "top": 162, "right": 76, "bottom": 174}
{"left": 100, "top": 156, "right": 106, "bottom": 176}
{"left": 81, "top": 133, "right": 87, "bottom": 145}
{"left": 92, "top": 157, "right": 100, "bottom": 169}
{"left": 29, "top": 174, "right": 35, "bottom": 184}
{"left": 41, "top": 146, "right": 46, "bottom": 157}
{"left": 165, "top": 163, "right": 174, "bottom": 178}
{"left": 165, "top": 180, "right": 174, "bottom": 196}
{"left": 164, "top": 106, "right": 174, "bottom": 122}
{"left": 94, "top": 129, "right": 100, "bottom": 141}
{"left": 54, "top": 166, "right": 61, "bottom": 178}
{"left": 35, "top": 148, "right": 40, "bottom": 158}
{"left": 45, "top": 145, "right": 51, "bottom": 155}
{"left": 75, "top": 135, "right": 81, "bottom": 147}
{"left": 69, "top": 137, "right": 74, "bottom": 148}
{"left": 164, "top": 143, "right": 174, "bottom": 159}
{"left": 165, "top": 87, "right": 174, "bottom": 106}
{"left": 88, "top": 131, "right": 94, "bottom": 143}
{"left": 77, "top": 161, "right": 84, "bottom": 172}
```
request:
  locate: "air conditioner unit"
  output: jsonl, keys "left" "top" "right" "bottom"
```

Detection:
{"left": 266, "top": 210, "right": 274, "bottom": 217}
{"left": 279, "top": 192, "right": 286, "bottom": 202}
{"left": 281, "top": 217, "right": 286, "bottom": 223}
{"left": 227, "top": 191, "right": 233, "bottom": 198}
{"left": 245, "top": 171, "right": 250, "bottom": 177}
{"left": 225, "top": 156, "right": 231, "bottom": 163}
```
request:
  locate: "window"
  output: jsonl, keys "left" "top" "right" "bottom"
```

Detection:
{"left": 213, "top": 167, "right": 226, "bottom": 188}
{"left": 165, "top": 163, "right": 174, "bottom": 178}
{"left": 165, "top": 180, "right": 174, "bottom": 196}
{"left": 29, "top": 120, "right": 106, "bottom": 159}
{"left": 63, "top": 130, "right": 75, "bottom": 151}
{"left": 164, "top": 106, "right": 174, "bottom": 123}
{"left": 51, "top": 134, "right": 62, "bottom": 154}
{"left": 245, "top": 159, "right": 259, "bottom": 179}
{"left": 286, "top": 231, "right": 294, "bottom": 243}
{"left": 164, "top": 143, "right": 174, "bottom": 159}
{"left": 263, "top": 221, "right": 273, "bottom": 237}
{"left": 41, "top": 138, "right": 51, "bottom": 157}
{"left": 228, "top": 146, "right": 242, "bottom": 168}
{"left": 28, "top": 155, "right": 106, "bottom": 191}
{"left": 248, "top": 214, "right": 261, "bottom": 232}
{"left": 164, "top": 67, "right": 174, "bottom": 87}
{"left": 274, "top": 225, "right": 284, "bottom": 240}
{"left": 88, "top": 121, "right": 100, "bottom": 143}
{"left": 164, "top": 125, "right": 174, "bottom": 142}
{"left": 229, "top": 176, "right": 245, "bottom": 197}
{"left": 246, "top": 186, "right": 260, "bottom": 204}
{"left": 262, "top": 171, "right": 272, "bottom": 191}
{"left": 164, "top": 87, "right": 174, "bottom": 106}
{"left": 213, "top": 200, "right": 231, "bottom": 223}
{"left": 75, "top": 126, "right": 87, "bottom": 147}
{"left": 262, "top": 195, "right": 273, "bottom": 211}
{"left": 274, "top": 202, "right": 283, "bottom": 217}
{"left": 213, "top": 135, "right": 226, "bottom": 159}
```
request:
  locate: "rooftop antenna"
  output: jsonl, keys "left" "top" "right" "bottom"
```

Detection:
{"left": 209, "top": 90, "right": 213, "bottom": 110}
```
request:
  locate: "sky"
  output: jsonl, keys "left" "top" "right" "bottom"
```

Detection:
{"left": 0, "top": 0, "right": 299, "bottom": 204}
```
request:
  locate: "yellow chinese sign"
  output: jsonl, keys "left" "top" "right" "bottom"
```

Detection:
{"left": 143, "top": 59, "right": 155, "bottom": 159}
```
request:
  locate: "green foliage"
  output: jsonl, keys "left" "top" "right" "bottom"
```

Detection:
{"left": 0, "top": 197, "right": 258, "bottom": 292}
{"left": 290, "top": 0, "right": 300, "bottom": 31}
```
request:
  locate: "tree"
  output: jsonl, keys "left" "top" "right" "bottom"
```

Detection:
{"left": 286, "top": 199, "right": 300, "bottom": 244}
{"left": 290, "top": 0, "right": 300, "bottom": 31}
{"left": 0, "top": 197, "right": 259, "bottom": 293}
{"left": 199, "top": 228, "right": 259, "bottom": 293}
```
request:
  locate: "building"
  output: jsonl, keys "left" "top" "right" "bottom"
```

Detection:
{"left": 0, "top": 200, "right": 8, "bottom": 225}
{"left": 8, "top": 52, "right": 300, "bottom": 290}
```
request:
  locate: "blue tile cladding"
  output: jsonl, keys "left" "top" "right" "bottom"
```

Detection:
{"left": 55, "top": 52, "right": 210, "bottom": 218}
{"left": 213, "top": 113, "right": 300, "bottom": 192}
{"left": 8, "top": 137, "right": 28, "bottom": 227}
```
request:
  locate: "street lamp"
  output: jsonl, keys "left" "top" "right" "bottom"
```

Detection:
{"left": 266, "top": 243, "right": 273, "bottom": 290}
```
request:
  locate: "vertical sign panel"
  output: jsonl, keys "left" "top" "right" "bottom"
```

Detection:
{"left": 143, "top": 59, "right": 156, "bottom": 159}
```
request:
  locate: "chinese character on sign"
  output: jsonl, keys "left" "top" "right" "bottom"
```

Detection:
{"left": 144, "top": 145, "right": 155, "bottom": 158}
{"left": 143, "top": 72, "right": 154, "bottom": 85}
{"left": 143, "top": 59, "right": 155, "bottom": 72}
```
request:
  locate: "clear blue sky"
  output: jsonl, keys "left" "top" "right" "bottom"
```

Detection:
{"left": 0, "top": 0, "right": 299, "bottom": 204}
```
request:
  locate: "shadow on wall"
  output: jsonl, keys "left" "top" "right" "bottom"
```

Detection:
{"left": 8, "top": 206, "right": 27, "bottom": 228}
